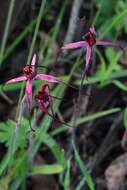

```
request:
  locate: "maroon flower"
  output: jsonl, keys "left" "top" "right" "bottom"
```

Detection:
{"left": 35, "top": 84, "right": 72, "bottom": 128}
{"left": 35, "top": 84, "right": 53, "bottom": 114}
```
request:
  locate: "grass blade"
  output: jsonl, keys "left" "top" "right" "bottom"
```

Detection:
{"left": 31, "top": 164, "right": 63, "bottom": 175}
{"left": 73, "top": 142, "right": 95, "bottom": 190}
{"left": 77, "top": 108, "right": 121, "bottom": 125}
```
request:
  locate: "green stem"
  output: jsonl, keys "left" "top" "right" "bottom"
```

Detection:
{"left": 26, "top": 0, "right": 47, "bottom": 65}
{"left": 3, "top": 18, "right": 37, "bottom": 62}
{"left": 0, "top": 0, "right": 16, "bottom": 65}
{"left": 99, "top": 9, "right": 127, "bottom": 39}
{"left": 93, "top": 0, "right": 104, "bottom": 25}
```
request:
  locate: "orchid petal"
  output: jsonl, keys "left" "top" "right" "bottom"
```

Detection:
{"left": 85, "top": 46, "right": 92, "bottom": 71}
{"left": 37, "top": 99, "right": 47, "bottom": 113}
{"left": 48, "top": 96, "right": 53, "bottom": 105}
{"left": 35, "top": 74, "right": 60, "bottom": 83}
{"left": 89, "top": 26, "right": 96, "bottom": 35}
{"left": 96, "top": 40, "right": 116, "bottom": 46}
{"left": 31, "top": 54, "right": 36, "bottom": 66}
{"left": 25, "top": 80, "right": 32, "bottom": 110}
{"left": 41, "top": 84, "right": 53, "bottom": 104}
{"left": 62, "top": 41, "right": 87, "bottom": 49}
{"left": 6, "top": 76, "right": 27, "bottom": 84}
{"left": 31, "top": 54, "right": 36, "bottom": 73}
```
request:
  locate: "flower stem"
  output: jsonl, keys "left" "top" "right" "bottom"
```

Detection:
{"left": 71, "top": 71, "right": 86, "bottom": 143}
{"left": 26, "top": 0, "right": 47, "bottom": 66}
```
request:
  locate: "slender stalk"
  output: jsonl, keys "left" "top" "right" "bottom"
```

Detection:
{"left": 71, "top": 71, "right": 86, "bottom": 144}
{"left": 25, "top": 0, "right": 47, "bottom": 171}
{"left": 65, "top": 52, "right": 83, "bottom": 158}
{"left": 26, "top": 0, "right": 47, "bottom": 65}
{"left": 64, "top": 0, "right": 83, "bottom": 43}
{"left": 71, "top": 46, "right": 96, "bottom": 141}
{"left": 3, "top": 18, "right": 37, "bottom": 62}
{"left": 0, "top": 0, "right": 16, "bottom": 65}
{"left": 93, "top": 0, "right": 104, "bottom": 25}
{"left": 28, "top": 110, "right": 36, "bottom": 167}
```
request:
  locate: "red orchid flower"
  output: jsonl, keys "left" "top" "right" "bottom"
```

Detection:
{"left": 62, "top": 26, "right": 121, "bottom": 74}
{"left": 35, "top": 84, "right": 53, "bottom": 114}
{"left": 35, "top": 84, "right": 72, "bottom": 127}
{"left": 6, "top": 54, "right": 61, "bottom": 110}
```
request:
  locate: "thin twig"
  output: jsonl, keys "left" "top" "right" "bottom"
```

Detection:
{"left": 64, "top": 0, "right": 83, "bottom": 43}
{"left": 67, "top": 72, "right": 86, "bottom": 158}
{"left": 0, "top": 91, "right": 13, "bottom": 105}
{"left": 68, "top": 48, "right": 95, "bottom": 158}
{"left": 72, "top": 72, "right": 86, "bottom": 130}
{"left": 28, "top": 110, "right": 36, "bottom": 167}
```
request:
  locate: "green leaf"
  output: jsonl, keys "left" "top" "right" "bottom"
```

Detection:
{"left": 0, "top": 118, "right": 28, "bottom": 149}
{"left": 0, "top": 121, "right": 14, "bottom": 146}
{"left": 51, "top": 126, "right": 69, "bottom": 136}
{"left": 99, "top": 9, "right": 127, "bottom": 39}
{"left": 75, "top": 69, "right": 127, "bottom": 86}
{"left": 31, "top": 164, "right": 63, "bottom": 175}
{"left": 105, "top": 48, "right": 121, "bottom": 80}
{"left": 77, "top": 107, "right": 121, "bottom": 125}
{"left": 2, "top": 18, "right": 36, "bottom": 63}
{"left": 96, "top": 49, "right": 106, "bottom": 77}
{"left": 73, "top": 143, "right": 95, "bottom": 190}
{"left": 63, "top": 160, "right": 71, "bottom": 190}
{"left": 75, "top": 177, "right": 86, "bottom": 190}
{"left": 124, "top": 108, "right": 127, "bottom": 129}
{"left": 51, "top": 108, "right": 121, "bottom": 136}
{"left": 34, "top": 132, "right": 66, "bottom": 168}
{"left": 112, "top": 80, "right": 127, "bottom": 92}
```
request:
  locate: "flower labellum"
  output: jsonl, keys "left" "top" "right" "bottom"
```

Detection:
{"left": 35, "top": 84, "right": 73, "bottom": 128}
{"left": 35, "top": 84, "right": 53, "bottom": 114}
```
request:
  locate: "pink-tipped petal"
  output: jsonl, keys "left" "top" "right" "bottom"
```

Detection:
{"left": 85, "top": 46, "right": 92, "bottom": 71}
{"left": 31, "top": 54, "right": 36, "bottom": 66}
{"left": 89, "top": 26, "right": 96, "bottom": 35}
{"left": 62, "top": 41, "right": 87, "bottom": 49}
{"left": 6, "top": 76, "right": 27, "bottom": 84}
{"left": 96, "top": 40, "right": 116, "bottom": 46}
{"left": 35, "top": 74, "right": 60, "bottom": 83}
{"left": 25, "top": 80, "right": 32, "bottom": 110}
